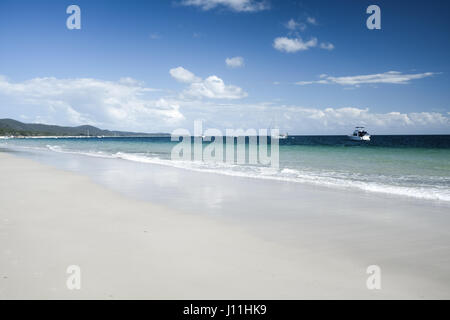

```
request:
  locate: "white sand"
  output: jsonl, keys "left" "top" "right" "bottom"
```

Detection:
{"left": 0, "top": 152, "right": 449, "bottom": 299}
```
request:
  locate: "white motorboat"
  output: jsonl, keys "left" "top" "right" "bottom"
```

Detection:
{"left": 349, "top": 127, "right": 370, "bottom": 141}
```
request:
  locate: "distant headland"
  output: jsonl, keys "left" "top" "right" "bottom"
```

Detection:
{"left": 0, "top": 118, "right": 169, "bottom": 138}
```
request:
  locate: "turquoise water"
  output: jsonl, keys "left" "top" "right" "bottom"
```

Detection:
{"left": 2, "top": 135, "right": 449, "bottom": 202}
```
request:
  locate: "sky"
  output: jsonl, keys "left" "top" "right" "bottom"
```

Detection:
{"left": 0, "top": 0, "right": 449, "bottom": 134}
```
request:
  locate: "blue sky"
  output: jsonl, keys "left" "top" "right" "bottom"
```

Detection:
{"left": 0, "top": 0, "right": 449, "bottom": 134}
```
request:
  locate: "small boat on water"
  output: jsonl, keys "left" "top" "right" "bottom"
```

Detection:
{"left": 349, "top": 127, "right": 370, "bottom": 141}
{"left": 277, "top": 132, "right": 288, "bottom": 140}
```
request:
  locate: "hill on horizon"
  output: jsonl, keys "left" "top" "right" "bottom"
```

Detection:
{"left": 0, "top": 118, "right": 169, "bottom": 137}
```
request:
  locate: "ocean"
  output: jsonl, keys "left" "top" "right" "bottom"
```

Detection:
{"left": 2, "top": 135, "right": 449, "bottom": 202}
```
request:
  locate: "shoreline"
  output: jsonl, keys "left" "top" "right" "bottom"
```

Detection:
{"left": 1, "top": 151, "right": 450, "bottom": 299}
{"left": 3, "top": 143, "right": 449, "bottom": 204}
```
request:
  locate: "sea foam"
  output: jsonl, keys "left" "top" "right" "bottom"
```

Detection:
{"left": 39, "top": 144, "right": 450, "bottom": 202}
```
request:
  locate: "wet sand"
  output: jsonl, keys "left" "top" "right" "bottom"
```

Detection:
{"left": 1, "top": 151, "right": 450, "bottom": 299}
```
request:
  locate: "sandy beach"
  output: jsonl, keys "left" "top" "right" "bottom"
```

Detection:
{"left": 1, "top": 150, "right": 450, "bottom": 299}
{"left": 1, "top": 0, "right": 450, "bottom": 307}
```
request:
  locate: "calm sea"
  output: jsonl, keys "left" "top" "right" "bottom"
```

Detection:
{"left": 2, "top": 135, "right": 449, "bottom": 202}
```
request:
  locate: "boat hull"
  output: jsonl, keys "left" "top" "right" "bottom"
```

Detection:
{"left": 348, "top": 135, "right": 371, "bottom": 141}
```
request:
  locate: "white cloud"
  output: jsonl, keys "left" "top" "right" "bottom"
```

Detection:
{"left": 320, "top": 42, "right": 334, "bottom": 50}
{"left": 169, "top": 67, "right": 247, "bottom": 99}
{"left": 149, "top": 32, "right": 161, "bottom": 40}
{"left": 296, "top": 71, "right": 436, "bottom": 86}
{"left": 285, "top": 18, "right": 306, "bottom": 31}
{"left": 273, "top": 37, "right": 317, "bottom": 53}
{"left": 0, "top": 76, "right": 183, "bottom": 131}
{"left": 225, "top": 56, "right": 244, "bottom": 68}
{"left": 1, "top": 75, "right": 448, "bottom": 134}
{"left": 285, "top": 18, "right": 298, "bottom": 30}
{"left": 119, "top": 77, "right": 143, "bottom": 85}
{"left": 185, "top": 76, "right": 247, "bottom": 99}
{"left": 306, "top": 17, "right": 317, "bottom": 25}
{"left": 169, "top": 66, "right": 201, "bottom": 83}
{"left": 180, "top": 0, "right": 269, "bottom": 12}
{"left": 278, "top": 17, "right": 331, "bottom": 53}
{"left": 294, "top": 107, "right": 449, "bottom": 132}
{"left": 176, "top": 102, "right": 450, "bottom": 134}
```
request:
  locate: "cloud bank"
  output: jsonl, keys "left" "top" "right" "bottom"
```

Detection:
{"left": 0, "top": 75, "right": 183, "bottom": 131}
{"left": 0, "top": 75, "right": 448, "bottom": 134}
{"left": 181, "top": 103, "right": 449, "bottom": 134}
